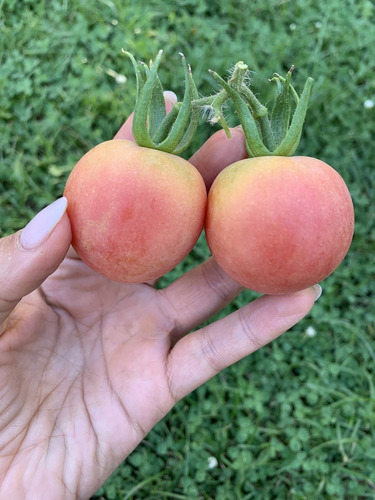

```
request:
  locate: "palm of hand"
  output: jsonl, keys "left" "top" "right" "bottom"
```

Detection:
{"left": 1, "top": 248, "right": 188, "bottom": 497}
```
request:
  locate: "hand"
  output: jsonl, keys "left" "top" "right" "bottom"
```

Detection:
{"left": 0, "top": 103, "right": 320, "bottom": 499}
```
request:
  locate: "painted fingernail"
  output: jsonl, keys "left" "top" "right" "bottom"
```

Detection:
{"left": 20, "top": 197, "right": 68, "bottom": 250}
{"left": 163, "top": 90, "right": 178, "bottom": 104}
{"left": 311, "top": 284, "right": 322, "bottom": 301}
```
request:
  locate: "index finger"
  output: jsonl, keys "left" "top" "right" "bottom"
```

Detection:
{"left": 113, "top": 91, "right": 178, "bottom": 141}
{"left": 189, "top": 127, "right": 248, "bottom": 189}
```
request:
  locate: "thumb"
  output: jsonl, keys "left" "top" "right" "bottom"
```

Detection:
{"left": 0, "top": 197, "right": 71, "bottom": 325}
{"left": 189, "top": 127, "right": 248, "bottom": 190}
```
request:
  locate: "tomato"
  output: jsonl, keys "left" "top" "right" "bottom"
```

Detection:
{"left": 64, "top": 139, "right": 207, "bottom": 283}
{"left": 205, "top": 155, "right": 354, "bottom": 295}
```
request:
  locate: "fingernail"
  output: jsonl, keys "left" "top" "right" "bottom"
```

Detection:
{"left": 311, "top": 284, "right": 322, "bottom": 301}
{"left": 163, "top": 90, "right": 178, "bottom": 104}
{"left": 20, "top": 197, "right": 68, "bottom": 250}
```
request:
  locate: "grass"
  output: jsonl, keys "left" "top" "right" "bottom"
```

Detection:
{"left": 1, "top": 0, "right": 375, "bottom": 498}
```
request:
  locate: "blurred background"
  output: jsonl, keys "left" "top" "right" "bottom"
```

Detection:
{"left": 1, "top": 0, "right": 375, "bottom": 498}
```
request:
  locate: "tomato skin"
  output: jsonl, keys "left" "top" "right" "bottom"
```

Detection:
{"left": 64, "top": 139, "right": 207, "bottom": 282}
{"left": 205, "top": 156, "right": 354, "bottom": 295}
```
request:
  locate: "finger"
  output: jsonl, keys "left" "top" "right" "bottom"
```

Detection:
{"left": 189, "top": 127, "right": 248, "bottom": 189}
{"left": 0, "top": 198, "right": 71, "bottom": 327}
{"left": 113, "top": 91, "right": 178, "bottom": 140}
{"left": 160, "top": 258, "right": 243, "bottom": 340}
{"left": 113, "top": 112, "right": 135, "bottom": 140}
{"left": 168, "top": 286, "right": 321, "bottom": 401}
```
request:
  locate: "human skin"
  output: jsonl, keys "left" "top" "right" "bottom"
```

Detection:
{"left": 0, "top": 98, "right": 320, "bottom": 498}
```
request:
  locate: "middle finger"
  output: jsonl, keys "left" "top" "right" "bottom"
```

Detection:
{"left": 159, "top": 257, "right": 244, "bottom": 340}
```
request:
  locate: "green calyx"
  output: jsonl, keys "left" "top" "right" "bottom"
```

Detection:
{"left": 124, "top": 50, "right": 313, "bottom": 158}
{"left": 207, "top": 62, "right": 314, "bottom": 157}
{"left": 123, "top": 50, "right": 199, "bottom": 155}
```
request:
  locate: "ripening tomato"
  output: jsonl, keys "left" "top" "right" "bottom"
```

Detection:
{"left": 64, "top": 139, "right": 207, "bottom": 283}
{"left": 205, "top": 155, "right": 354, "bottom": 295}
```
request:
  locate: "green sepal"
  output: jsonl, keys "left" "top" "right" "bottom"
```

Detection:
{"left": 152, "top": 103, "right": 180, "bottom": 144}
{"left": 270, "top": 68, "right": 293, "bottom": 147}
{"left": 173, "top": 68, "right": 200, "bottom": 154}
{"left": 237, "top": 81, "right": 276, "bottom": 151}
{"left": 173, "top": 108, "right": 200, "bottom": 155}
{"left": 209, "top": 70, "right": 271, "bottom": 157}
{"left": 157, "top": 54, "right": 192, "bottom": 152}
{"left": 272, "top": 76, "right": 314, "bottom": 156}
{"left": 122, "top": 50, "right": 145, "bottom": 101}
{"left": 207, "top": 62, "right": 314, "bottom": 157}
{"left": 148, "top": 68, "right": 167, "bottom": 138}
{"left": 129, "top": 50, "right": 164, "bottom": 149}
{"left": 123, "top": 50, "right": 200, "bottom": 155}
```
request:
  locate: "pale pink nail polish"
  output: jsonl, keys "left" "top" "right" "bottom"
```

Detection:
{"left": 20, "top": 197, "right": 68, "bottom": 250}
{"left": 163, "top": 90, "right": 178, "bottom": 104}
{"left": 311, "top": 284, "right": 322, "bottom": 301}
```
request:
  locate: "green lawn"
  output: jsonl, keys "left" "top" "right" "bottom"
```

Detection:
{"left": 1, "top": 0, "right": 375, "bottom": 498}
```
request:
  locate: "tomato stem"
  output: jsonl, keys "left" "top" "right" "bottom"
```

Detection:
{"left": 191, "top": 90, "right": 231, "bottom": 136}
